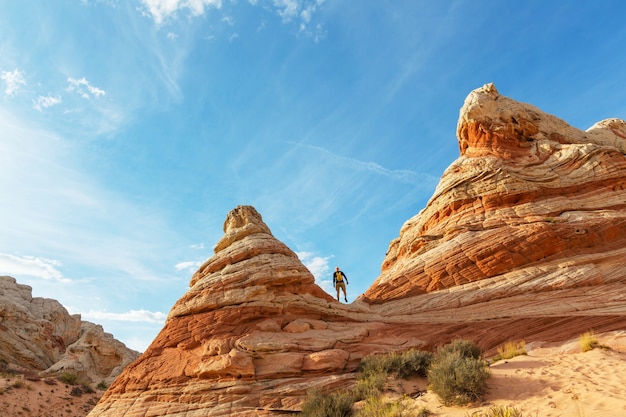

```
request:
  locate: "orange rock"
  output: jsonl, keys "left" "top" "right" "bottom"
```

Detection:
{"left": 89, "top": 86, "right": 626, "bottom": 416}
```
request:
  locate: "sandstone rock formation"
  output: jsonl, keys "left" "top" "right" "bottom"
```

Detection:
{"left": 363, "top": 83, "right": 626, "bottom": 305}
{"left": 0, "top": 276, "right": 139, "bottom": 384}
{"left": 89, "top": 85, "right": 626, "bottom": 416}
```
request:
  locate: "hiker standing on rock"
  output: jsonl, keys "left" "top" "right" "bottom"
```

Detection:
{"left": 333, "top": 267, "right": 349, "bottom": 302}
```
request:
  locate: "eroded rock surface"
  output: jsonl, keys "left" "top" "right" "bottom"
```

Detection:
{"left": 363, "top": 83, "right": 626, "bottom": 301}
{"left": 0, "top": 276, "right": 139, "bottom": 384}
{"left": 89, "top": 86, "right": 626, "bottom": 416}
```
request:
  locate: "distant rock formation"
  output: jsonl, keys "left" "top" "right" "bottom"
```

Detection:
{"left": 0, "top": 276, "right": 139, "bottom": 384}
{"left": 89, "top": 85, "right": 626, "bottom": 416}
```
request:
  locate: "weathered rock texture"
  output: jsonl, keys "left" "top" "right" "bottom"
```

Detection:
{"left": 0, "top": 276, "right": 139, "bottom": 384}
{"left": 364, "top": 83, "right": 626, "bottom": 302}
{"left": 89, "top": 85, "right": 626, "bottom": 416}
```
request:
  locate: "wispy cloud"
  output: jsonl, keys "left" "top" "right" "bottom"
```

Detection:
{"left": 80, "top": 309, "right": 167, "bottom": 324}
{"left": 1, "top": 69, "right": 26, "bottom": 96}
{"left": 289, "top": 142, "right": 425, "bottom": 184}
{"left": 33, "top": 95, "right": 62, "bottom": 111}
{"left": 140, "top": 0, "right": 223, "bottom": 25}
{"left": 174, "top": 260, "right": 203, "bottom": 273}
{"left": 0, "top": 253, "right": 70, "bottom": 283}
{"left": 138, "top": 0, "right": 326, "bottom": 42}
{"left": 66, "top": 77, "right": 106, "bottom": 99}
{"left": 262, "top": 0, "right": 326, "bottom": 39}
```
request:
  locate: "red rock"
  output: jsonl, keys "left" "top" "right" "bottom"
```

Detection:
{"left": 89, "top": 86, "right": 626, "bottom": 416}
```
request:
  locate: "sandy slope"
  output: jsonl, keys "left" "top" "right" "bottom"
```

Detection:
{"left": 404, "top": 332, "right": 626, "bottom": 417}
{"left": 0, "top": 372, "right": 103, "bottom": 417}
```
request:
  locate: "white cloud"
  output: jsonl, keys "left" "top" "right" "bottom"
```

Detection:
{"left": 1, "top": 69, "right": 26, "bottom": 96}
{"left": 175, "top": 260, "right": 202, "bottom": 272}
{"left": 298, "top": 251, "right": 335, "bottom": 295}
{"left": 167, "top": 32, "right": 179, "bottom": 40}
{"left": 271, "top": 0, "right": 324, "bottom": 27}
{"left": 273, "top": 0, "right": 299, "bottom": 21}
{"left": 33, "top": 95, "right": 62, "bottom": 111}
{"left": 66, "top": 77, "right": 106, "bottom": 99}
{"left": 0, "top": 252, "right": 69, "bottom": 283}
{"left": 80, "top": 309, "right": 167, "bottom": 324}
{"left": 140, "top": 0, "right": 223, "bottom": 25}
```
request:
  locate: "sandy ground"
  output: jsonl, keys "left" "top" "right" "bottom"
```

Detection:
{"left": 0, "top": 371, "right": 103, "bottom": 417}
{"left": 398, "top": 332, "right": 626, "bottom": 417}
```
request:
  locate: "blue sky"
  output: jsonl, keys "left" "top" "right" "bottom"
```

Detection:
{"left": 1, "top": 0, "right": 625, "bottom": 351}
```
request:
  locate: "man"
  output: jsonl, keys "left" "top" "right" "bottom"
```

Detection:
{"left": 333, "top": 267, "right": 349, "bottom": 302}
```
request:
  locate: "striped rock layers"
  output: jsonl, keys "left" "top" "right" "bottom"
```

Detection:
{"left": 89, "top": 85, "right": 626, "bottom": 416}
{"left": 363, "top": 83, "right": 626, "bottom": 303}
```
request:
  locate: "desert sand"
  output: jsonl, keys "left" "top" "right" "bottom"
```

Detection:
{"left": 403, "top": 331, "right": 626, "bottom": 417}
{"left": 0, "top": 371, "right": 103, "bottom": 417}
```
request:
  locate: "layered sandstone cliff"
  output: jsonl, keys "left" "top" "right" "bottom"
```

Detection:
{"left": 89, "top": 85, "right": 626, "bottom": 416}
{"left": 0, "top": 276, "right": 139, "bottom": 384}
{"left": 363, "top": 83, "right": 626, "bottom": 306}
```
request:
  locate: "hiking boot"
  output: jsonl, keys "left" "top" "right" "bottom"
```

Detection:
{"left": 344, "top": 298, "right": 348, "bottom": 302}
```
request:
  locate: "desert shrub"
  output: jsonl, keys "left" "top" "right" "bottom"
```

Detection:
{"left": 395, "top": 349, "right": 433, "bottom": 378}
{"left": 579, "top": 331, "right": 600, "bottom": 352}
{"left": 354, "top": 349, "right": 432, "bottom": 401}
{"left": 465, "top": 405, "right": 525, "bottom": 417}
{"left": 302, "top": 349, "right": 433, "bottom": 416}
{"left": 96, "top": 380, "right": 108, "bottom": 390}
{"left": 354, "top": 369, "right": 387, "bottom": 401}
{"left": 57, "top": 372, "right": 78, "bottom": 385}
{"left": 359, "top": 354, "right": 394, "bottom": 379}
{"left": 493, "top": 341, "right": 527, "bottom": 361}
{"left": 355, "top": 395, "right": 410, "bottom": 417}
{"left": 300, "top": 389, "right": 354, "bottom": 417}
{"left": 436, "top": 340, "right": 482, "bottom": 360}
{"left": 359, "top": 349, "right": 433, "bottom": 379}
{"left": 71, "top": 386, "right": 84, "bottom": 397}
{"left": 428, "top": 340, "right": 490, "bottom": 406}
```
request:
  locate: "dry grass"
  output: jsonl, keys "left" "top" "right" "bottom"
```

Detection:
{"left": 493, "top": 341, "right": 527, "bottom": 361}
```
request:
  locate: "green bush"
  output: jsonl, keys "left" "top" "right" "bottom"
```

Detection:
{"left": 301, "top": 348, "right": 433, "bottom": 415}
{"left": 436, "top": 339, "right": 482, "bottom": 360}
{"left": 396, "top": 349, "right": 433, "bottom": 378}
{"left": 300, "top": 389, "right": 354, "bottom": 417}
{"left": 428, "top": 340, "right": 490, "bottom": 406}
{"left": 354, "top": 369, "right": 387, "bottom": 401}
{"left": 359, "top": 349, "right": 432, "bottom": 379}
{"left": 96, "top": 380, "right": 108, "bottom": 390}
